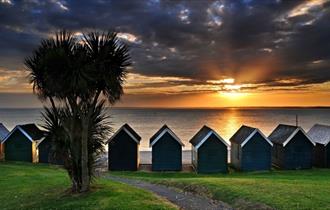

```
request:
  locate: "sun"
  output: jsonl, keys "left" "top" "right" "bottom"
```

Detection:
{"left": 211, "top": 78, "right": 248, "bottom": 100}
{"left": 220, "top": 91, "right": 246, "bottom": 99}
{"left": 220, "top": 83, "right": 246, "bottom": 99}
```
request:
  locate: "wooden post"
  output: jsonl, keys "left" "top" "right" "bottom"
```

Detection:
{"left": 0, "top": 143, "right": 4, "bottom": 161}
{"left": 32, "top": 141, "right": 38, "bottom": 163}
{"left": 137, "top": 144, "right": 140, "bottom": 171}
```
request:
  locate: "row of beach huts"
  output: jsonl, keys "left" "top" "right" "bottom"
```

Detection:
{"left": 0, "top": 122, "right": 329, "bottom": 173}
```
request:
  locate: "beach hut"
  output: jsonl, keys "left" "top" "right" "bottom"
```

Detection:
{"left": 107, "top": 124, "right": 141, "bottom": 171}
{"left": 37, "top": 137, "right": 52, "bottom": 164}
{"left": 0, "top": 123, "right": 9, "bottom": 160}
{"left": 190, "top": 126, "right": 229, "bottom": 173}
{"left": 150, "top": 125, "right": 184, "bottom": 171}
{"left": 307, "top": 124, "right": 330, "bottom": 168}
{"left": 230, "top": 125, "right": 273, "bottom": 171}
{"left": 37, "top": 136, "right": 63, "bottom": 165}
{"left": 3, "top": 123, "right": 45, "bottom": 163}
{"left": 268, "top": 124, "right": 315, "bottom": 169}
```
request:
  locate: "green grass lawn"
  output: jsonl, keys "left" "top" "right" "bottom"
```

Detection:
{"left": 111, "top": 169, "right": 330, "bottom": 210}
{"left": 0, "top": 162, "right": 177, "bottom": 210}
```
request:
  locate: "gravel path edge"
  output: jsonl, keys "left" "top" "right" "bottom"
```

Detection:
{"left": 107, "top": 175, "right": 233, "bottom": 210}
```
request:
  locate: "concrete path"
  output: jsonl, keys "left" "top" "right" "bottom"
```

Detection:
{"left": 107, "top": 175, "right": 233, "bottom": 210}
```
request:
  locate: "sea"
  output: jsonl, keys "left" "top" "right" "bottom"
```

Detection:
{"left": 1, "top": 107, "right": 330, "bottom": 163}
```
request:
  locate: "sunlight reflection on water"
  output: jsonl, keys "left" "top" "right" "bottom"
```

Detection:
{"left": 1, "top": 108, "right": 330, "bottom": 151}
{"left": 109, "top": 108, "right": 330, "bottom": 150}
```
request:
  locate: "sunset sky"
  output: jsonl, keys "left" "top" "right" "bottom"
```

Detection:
{"left": 0, "top": 0, "right": 330, "bottom": 108}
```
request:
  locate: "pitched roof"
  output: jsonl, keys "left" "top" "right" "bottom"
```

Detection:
{"left": 0, "top": 123, "right": 9, "bottom": 142}
{"left": 149, "top": 124, "right": 184, "bottom": 147}
{"left": 268, "top": 124, "right": 297, "bottom": 144}
{"left": 122, "top": 124, "right": 141, "bottom": 141}
{"left": 190, "top": 125, "right": 229, "bottom": 149}
{"left": 3, "top": 123, "right": 45, "bottom": 143}
{"left": 307, "top": 124, "right": 330, "bottom": 145}
{"left": 230, "top": 125, "right": 256, "bottom": 145}
{"left": 107, "top": 123, "right": 141, "bottom": 144}
{"left": 19, "top": 124, "right": 45, "bottom": 140}
{"left": 230, "top": 125, "right": 273, "bottom": 147}
{"left": 268, "top": 124, "right": 314, "bottom": 146}
{"left": 190, "top": 126, "right": 213, "bottom": 146}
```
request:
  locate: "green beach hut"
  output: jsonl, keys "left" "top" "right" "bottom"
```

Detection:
{"left": 3, "top": 123, "right": 45, "bottom": 163}
{"left": 190, "top": 126, "right": 229, "bottom": 173}
{"left": 150, "top": 125, "right": 184, "bottom": 171}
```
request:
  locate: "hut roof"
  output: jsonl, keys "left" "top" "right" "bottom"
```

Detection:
{"left": 107, "top": 123, "right": 141, "bottom": 144}
{"left": 3, "top": 123, "right": 45, "bottom": 143}
{"left": 149, "top": 124, "right": 184, "bottom": 147}
{"left": 230, "top": 125, "right": 273, "bottom": 147}
{"left": 0, "top": 123, "right": 9, "bottom": 142}
{"left": 189, "top": 125, "right": 229, "bottom": 149}
{"left": 20, "top": 124, "right": 45, "bottom": 140}
{"left": 307, "top": 124, "right": 330, "bottom": 146}
{"left": 268, "top": 124, "right": 315, "bottom": 147}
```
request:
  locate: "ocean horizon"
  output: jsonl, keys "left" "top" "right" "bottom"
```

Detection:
{"left": 1, "top": 107, "right": 330, "bottom": 152}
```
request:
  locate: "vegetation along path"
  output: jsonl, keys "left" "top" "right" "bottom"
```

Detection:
{"left": 108, "top": 175, "right": 232, "bottom": 210}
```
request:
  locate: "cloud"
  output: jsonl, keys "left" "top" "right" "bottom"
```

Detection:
{"left": 0, "top": 68, "right": 30, "bottom": 92}
{"left": 0, "top": 0, "right": 12, "bottom": 5}
{"left": 0, "top": 0, "right": 329, "bottom": 97}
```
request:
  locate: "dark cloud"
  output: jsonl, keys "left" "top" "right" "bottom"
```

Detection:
{"left": 0, "top": 0, "right": 330, "bottom": 90}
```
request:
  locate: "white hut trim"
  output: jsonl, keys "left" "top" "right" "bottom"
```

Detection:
{"left": 150, "top": 128, "right": 184, "bottom": 147}
{"left": 241, "top": 128, "right": 273, "bottom": 148}
{"left": 283, "top": 127, "right": 315, "bottom": 147}
{"left": 195, "top": 130, "right": 229, "bottom": 150}
{"left": 3, "top": 126, "right": 33, "bottom": 143}
{"left": 108, "top": 126, "right": 140, "bottom": 144}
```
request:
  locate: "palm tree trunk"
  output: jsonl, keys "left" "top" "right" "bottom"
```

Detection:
{"left": 80, "top": 91, "right": 101, "bottom": 192}
{"left": 80, "top": 116, "right": 90, "bottom": 192}
{"left": 66, "top": 98, "right": 85, "bottom": 192}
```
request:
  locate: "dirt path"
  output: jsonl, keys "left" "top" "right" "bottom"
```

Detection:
{"left": 107, "top": 175, "right": 233, "bottom": 210}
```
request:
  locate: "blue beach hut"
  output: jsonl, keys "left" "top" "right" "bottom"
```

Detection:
{"left": 230, "top": 125, "right": 273, "bottom": 171}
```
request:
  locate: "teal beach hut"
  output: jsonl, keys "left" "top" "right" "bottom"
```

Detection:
{"left": 150, "top": 125, "right": 184, "bottom": 171}
{"left": 107, "top": 124, "right": 141, "bottom": 171}
{"left": 190, "top": 126, "right": 229, "bottom": 173}
{"left": 3, "top": 124, "right": 45, "bottom": 163}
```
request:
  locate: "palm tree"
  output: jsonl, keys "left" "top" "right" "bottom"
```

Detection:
{"left": 25, "top": 30, "right": 131, "bottom": 192}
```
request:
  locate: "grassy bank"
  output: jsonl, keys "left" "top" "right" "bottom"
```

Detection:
{"left": 0, "top": 162, "right": 176, "bottom": 210}
{"left": 112, "top": 169, "right": 330, "bottom": 210}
